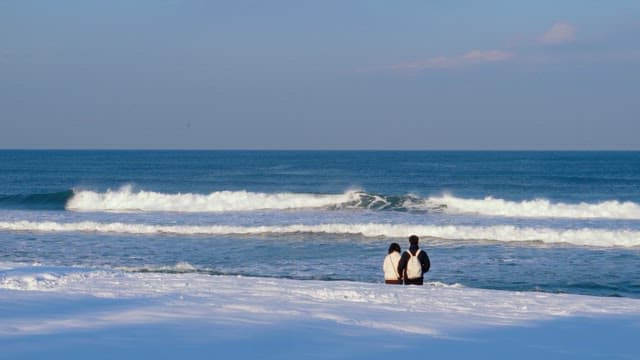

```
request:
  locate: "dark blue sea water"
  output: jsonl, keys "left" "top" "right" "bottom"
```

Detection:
{"left": 1, "top": 151, "right": 639, "bottom": 298}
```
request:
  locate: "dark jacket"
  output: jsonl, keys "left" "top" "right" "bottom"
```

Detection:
{"left": 397, "top": 245, "right": 430, "bottom": 285}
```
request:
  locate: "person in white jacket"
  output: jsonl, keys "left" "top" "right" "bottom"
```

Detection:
{"left": 383, "top": 242, "right": 402, "bottom": 284}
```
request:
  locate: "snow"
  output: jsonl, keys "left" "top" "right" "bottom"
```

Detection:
{"left": 1, "top": 263, "right": 639, "bottom": 359}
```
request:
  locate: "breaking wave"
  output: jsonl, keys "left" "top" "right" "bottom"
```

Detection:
{"left": 4, "top": 186, "right": 640, "bottom": 220}
{"left": 66, "top": 186, "right": 365, "bottom": 212}
{"left": 66, "top": 186, "right": 640, "bottom": 220}
{"left": 1, "top": 220, "right": 639, "bottom": 247}
{"left": 430, "top": 194, "right": 640, "bottom": 220}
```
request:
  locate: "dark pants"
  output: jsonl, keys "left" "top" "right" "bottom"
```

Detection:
{"left": 385, "top": 279, "right": 403, "bottom": 285}
{"left": 404, "top": 278, "right": 423, "bottom": 285}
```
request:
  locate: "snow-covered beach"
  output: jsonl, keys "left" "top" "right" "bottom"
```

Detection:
{"left": 2, "top": 262, "right": 638, "bottom": 359}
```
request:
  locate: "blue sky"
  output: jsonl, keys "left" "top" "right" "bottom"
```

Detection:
{"left": 1, "top": 0, "right": 639, "bottom": 149}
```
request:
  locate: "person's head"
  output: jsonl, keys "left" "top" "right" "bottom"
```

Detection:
{"left": 409, "top": 235, "right": 419, "bottom": 246}
{"left": 388, "top": 242, "right": 401, "bottom": 254}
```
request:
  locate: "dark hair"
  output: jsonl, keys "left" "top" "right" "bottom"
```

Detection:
{"left": 409, "top": 235, "right": 419, "bottom": 245}
{"left": 388, "top": 242, "right": 401, "bottom": 254}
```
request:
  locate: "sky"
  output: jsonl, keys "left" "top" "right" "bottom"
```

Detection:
{"left": 1, "top": 0, "right": 639, "bottom": 150}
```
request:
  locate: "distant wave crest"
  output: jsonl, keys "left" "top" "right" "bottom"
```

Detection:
{"left": 430, "top": 194, "right": 640, "bottom": 219}
{"left": 64, "top": 186, "right": 640, "bottom": 220}
{"left": 1, "top": 220, "right": 639, "bottom": 247}
{"left": 66, "top": 186, "right": 363, "bottom": 212}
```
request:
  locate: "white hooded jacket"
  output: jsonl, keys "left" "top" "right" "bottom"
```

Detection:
{"left": 383, "top": 251, "right": 402, "bottom": 281}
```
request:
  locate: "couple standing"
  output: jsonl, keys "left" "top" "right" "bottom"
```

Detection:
{"left": 383, "top": 235, "right": 430, "bottom": 285}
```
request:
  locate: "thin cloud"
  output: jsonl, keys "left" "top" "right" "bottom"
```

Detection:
{"left": 388, "top": 50, "right": 514, "bottom": 71}
{"left": 523, "top": 50, "right": 640, "bottom": 65}
{"left": 359, "top": 22, "right": 638, "bottom": 74}
{"left": 538, "top": 22, "right": 576, "bottom": 45}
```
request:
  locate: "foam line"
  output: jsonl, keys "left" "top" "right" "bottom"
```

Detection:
{"left": 1, "top": 220, "right": 638, "bottom": 247}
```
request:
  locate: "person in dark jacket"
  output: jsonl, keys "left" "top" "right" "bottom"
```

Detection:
{"left": 397, "top": 235, "right": 430, "bottom": 285}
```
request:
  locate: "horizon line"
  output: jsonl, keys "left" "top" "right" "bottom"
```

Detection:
{"left": 1, "top": 148, "right": 639, "bottom": 152}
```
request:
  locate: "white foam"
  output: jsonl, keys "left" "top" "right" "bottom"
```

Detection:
{"left": 431, "top": 194, "right": 640, "bottom": 219}
{"left": 1, "top": 220, "right": 639, "bottom": 247}
{"left": 66, "top": 185, "right": 362, "bottom": 212}
{"left": 0, "top": 272, "right": 62, "bottom": 291}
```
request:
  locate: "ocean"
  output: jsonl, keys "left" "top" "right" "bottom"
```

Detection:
{"left": 1, "top": 150, "right": 639, "bottom": 298}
